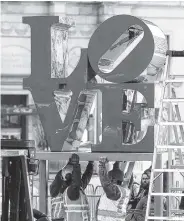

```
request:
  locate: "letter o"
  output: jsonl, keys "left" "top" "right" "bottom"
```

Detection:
{"left": 88, "top": 14, "right": 155, "bottom": 83}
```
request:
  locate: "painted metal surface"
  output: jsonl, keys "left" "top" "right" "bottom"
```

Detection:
{"left": 22, "top": 15, "right": 167, "bottom": 152}
{"left": 36, "top": 151, "right": 153, "bottom": 161}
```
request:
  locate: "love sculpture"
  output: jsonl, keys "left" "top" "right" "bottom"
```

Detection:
{"left": 23, "top": 15, "right": 167, "bottom": 152}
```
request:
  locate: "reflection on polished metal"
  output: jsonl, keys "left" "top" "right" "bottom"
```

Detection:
{"left": 9, "top": 14, "right": 168, "bottom": 154}
{"left": 98, "top": 25, "right": 144, "bottom": 74}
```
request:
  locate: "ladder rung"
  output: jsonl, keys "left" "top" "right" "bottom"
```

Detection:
{"left": 170, "top": 187, "right": 184, "bottom": 191}
{"left": 163, "top": 98, "right": 184, "bottom": 102}
{"left": 155, "top": 79, "right": 184, "bottom": 84}
{"left": 159, "top": 122, "right": 184, "bottom": 125}
{"left": 147, "top": 216, "right": 184, "bottom": 220}
{"left": 153, "top": 169, "right": 184, "bottom": 172}
{"left": 1, "top": 149, "right": 28, "bottom": 157}
{"left": 157, "top": 145, "right": 184, "bottom": 150}
{"left": 157, "top": 145, "right": 184, "bottom": 149}
{"left": 150, "top": 193, "right": 184, "bottom": 196}
{"left": 170, "top": 75, "right": 184, "bottom": 78}
{"left": 166, "top": 79, "right": 184, "bottom": 83}
{"left": 171, "top": 165, "right": 184, "bottom": 169}
{"left": 171, "top": 209, "right": 184, "bottom": 213}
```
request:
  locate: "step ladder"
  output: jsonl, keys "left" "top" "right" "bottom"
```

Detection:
{"left": 1, "top": 140, "right": 36, "bottom": 221}
{"left": 145, "top": 50, "right": 184, "bottom": 221}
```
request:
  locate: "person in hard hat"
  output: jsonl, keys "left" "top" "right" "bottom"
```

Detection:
{"left": 50, "top": 154, "right": 94, "bottom": 221}
{"left": 97, "top": 157, "right": 130, "bottom": 221}
{"left": 62, "top": 153, "right": 91, "bottom": 221}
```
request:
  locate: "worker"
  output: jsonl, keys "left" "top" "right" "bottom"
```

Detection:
{"left": 33, "top": 209, "right": 50, "bottom": 221}
{"left": 126, "top": 171, "right": 151, "bottom": 221}
{"left": 50, "top": 154, "right": 94, "bottom": 221}
{"left": 97, "top": 157, "right": 130, "bottom": 221}
{"left": 63, "top": 153, "right": 91, "bottom": 221}
{"left": 127, "top": 174, "right": 166, "bottom": 221}
{"left": 128, "top": 171, "right": 150, "bottom": 209}
{"left": 131, "top": 189, "right": 167, "bottom": 221}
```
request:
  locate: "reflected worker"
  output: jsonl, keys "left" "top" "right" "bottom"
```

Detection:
{"left": 97, "top": 157, "right": 129, "bottom": 221}
{"left": 50, "top": 154, "right": 94, "bottom": 221}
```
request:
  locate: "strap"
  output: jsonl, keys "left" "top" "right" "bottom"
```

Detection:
{"left": 98, "top": 210, "right": 125, "bottom": 218}
{"left": 118, "top": 187, "right": 129, "bottom": 208}
{"left": 51, "top": 196, "right": 64, "bottom": 204}
{"left": 52, "top": 201, "right": 64, "bottom": 219}
{"left": 64, "top": 205, "right": 89, "bottom": 212}
{"left": 51, "top": 194, "right": 64, "bottom": 219}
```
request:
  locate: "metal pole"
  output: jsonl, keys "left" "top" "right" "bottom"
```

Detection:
{"left": 167, "top": 76, "right": 173, "bottom": 217}
{"left": 39, "top": 160, "right": 48, "bottom": 214}
{"left": 20, "top": 156, "right": 34, "bottom": 221}
{"left": 154, "top": 154, "right": 163, "bottom": 219}
{"left": 96, "top": 90, "right": 102, "bottom": 144}
{"left": 2, "top": 158, "right": 10, "bottom": 221}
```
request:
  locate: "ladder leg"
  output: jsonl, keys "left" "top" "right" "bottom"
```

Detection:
{"left": 19, "top": 178, "right": 26, "bottom": 221}
{"left": 154, "top": 154, "right": 164, "bottom": 219}
{"left": 2, "top": 158, "right": 10, "bottom": 221}
{"left": 15, "top": 158, "right": 21, "bottom": 221}
{"left": 20, "top": 156, "right": 34, "bottom": 221}
{"left": 16, "top": 159, "right": 21, "bottom": 221}
{"left": 9, "top": 158, "right": 21, "bottom": 221}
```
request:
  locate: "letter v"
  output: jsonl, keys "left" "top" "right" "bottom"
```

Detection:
{"left": 23, "top": 16, "right": 87, "bottom": 151}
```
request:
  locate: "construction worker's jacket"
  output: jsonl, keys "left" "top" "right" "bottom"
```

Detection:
{"left": 127, "top": 195, "right": 167, "bottom": 221}
{"left": 97, "top": 163, "right": 130, "bottom": 221}
{"left": 127, "top": 187, "right": 147, "bottom": 209}
{"left": 51, "top": 162, "right": 93, "bottom": 221}
{"left": 63, "top": 187, "right": 90, "bottom": 221}
{"left": 51, "top": 192, "right": 65, "bottom": 221}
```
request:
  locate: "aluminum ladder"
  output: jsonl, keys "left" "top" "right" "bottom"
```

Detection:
{"left": 145, "top": 50, "right": 184, "bottom": 221}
